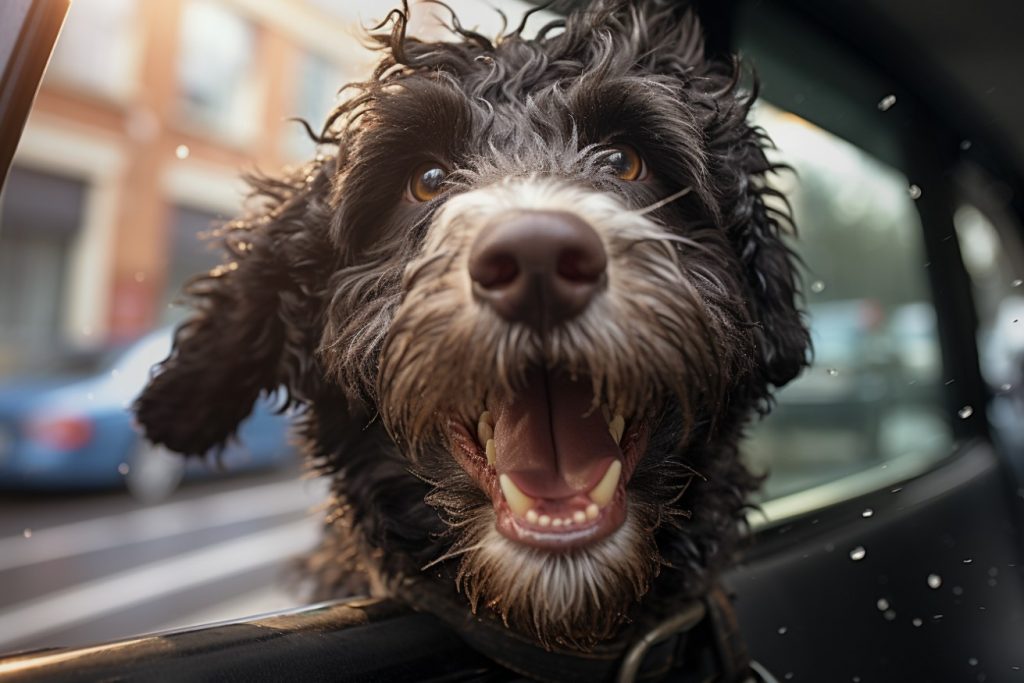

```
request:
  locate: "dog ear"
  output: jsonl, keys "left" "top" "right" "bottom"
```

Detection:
{"left": 134, "top": 165, "right": 335, "bottom": 455}
{"left": 716, "top": 104, "right": 811, "bottom": 392}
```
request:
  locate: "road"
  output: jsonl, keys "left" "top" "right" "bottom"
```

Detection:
{"left": 0, "top": 467, "right": 328, "bottom": 655}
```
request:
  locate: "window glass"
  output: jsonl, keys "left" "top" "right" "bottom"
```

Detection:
{"left": 177, "top": 0, "right": 259, "bottom": 141}
{"left": 744, "top": 105, "right": 952, "bottom": 502}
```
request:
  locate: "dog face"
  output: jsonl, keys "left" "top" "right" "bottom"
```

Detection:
{"left": 136, "top": 1, "right": 809, "bottom": 650}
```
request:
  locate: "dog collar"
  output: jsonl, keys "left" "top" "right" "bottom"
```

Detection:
{"left": 395, "top": 578, "right": 765, "bottom": 682}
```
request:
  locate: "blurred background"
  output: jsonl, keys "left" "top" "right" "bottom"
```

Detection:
{"left": 0, "top": 0, "right": 1022, "bottom": 662}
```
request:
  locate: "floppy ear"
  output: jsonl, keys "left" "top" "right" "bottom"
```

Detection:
{"left": 716, "top": 97, "right": 811, "bottom": 392}
{"left": 134, "top": 164, "right": 336, "bottom": 455}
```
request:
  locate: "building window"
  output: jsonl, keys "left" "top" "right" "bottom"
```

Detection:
{"left": 163, "top": 205, "right": 225, "bottom": 320}
{"left": 176, "top": 0, "right": 259, "bottom": 142}
{"left": 45, "top": 0, "right": 139, "bottom": 100}
{"left": 284, "top": 52, "right": 347, "bottom": 159}
{"left": 0, "top": 168, "right": 87, "bottom": 374}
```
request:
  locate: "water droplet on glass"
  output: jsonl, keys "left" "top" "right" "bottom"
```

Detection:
{"left": 784, "top": 673, "right": 793, "bottom": 681}
{"left": 778, "top": 626, "right": 788, "bottom": 635}
{"left": 111, "top": 369, "right": 120, "bottom": 379}
{"left": 891, "top": 487, "right": 903, "bottom": 494}
{"left": 1002, "top": 383, "right": 1013, "bottom": 392}
{"left": 953, "top": 586, "right": 964, "bottom": 596}
{"left": 878, "top": 94, "right": 897, "bottom": 111}
{"left": 118, "top": 463, "right": 130, "bottom": 476}
{"left": 989, "top": 567, "right": 999, "bottom": 577}
{"left": 22, "top": 528, "right": 32, "bottom": 539}
{"left": 862, "top": 508, "right": 874, "bottom": 518}
{"left": 883, "top": 609, "right": 896, "bottom": 621}
{"left": 876, "top": 598, "right": 890, "bottom": 611}
{"left": 824, "top": 543, "right": 836, "bottom": 553}
{"left": 988, "top": 578, "right": 998, "bottom": 587}
{"left": 912, "top": 617, "right": 923, "bottom": 627}
{"left": 810, "top": 280, "right": 826, "bottom": 293}
{"left": 908, "top": 184, "right": 922, "bottom": 199}
{"left": 175, "top": 144, "right": 190, "bottom": 160}
{"left": 958, "top": 405, "right": 974, "bottom": 419}
{"left": 964, "top": 558, "right": 973, "bottom": 564}
{"left": 850, "top": 546, "right": 867, "bottom": 561}
{"left": 134, "top": 271, "right": 146, "bottom": 283}
{"left": 960, "top": 140, "right": 972, "bottom": 151}
{"left": 1014, "top": 279, "right": 1023, "bottom": 288}
{"left": 969, "top": 658, "right": 979, "bottom": 666}
{"left": 853, "top": 677, "right": 861, "bottom": 683}
{"left": 827, "top": 367, "right": 839, "bottom": 376}
{"left": 927, "top": 574, "right": 942, "bottom": 589}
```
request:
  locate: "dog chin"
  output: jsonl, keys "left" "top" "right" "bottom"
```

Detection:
{"left": 454, "top": 503, "right": 659, "bottom": 649}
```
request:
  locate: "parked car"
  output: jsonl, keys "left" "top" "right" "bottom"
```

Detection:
{"left": 0, "top": 327, "right": 296, "bottom": 501}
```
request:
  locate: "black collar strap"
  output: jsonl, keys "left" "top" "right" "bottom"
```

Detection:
{"left": 395, "top": 578, "right": 762, "bottom": 683}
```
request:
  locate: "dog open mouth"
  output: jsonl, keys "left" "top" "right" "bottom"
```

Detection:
{"left": 448, "top": 367, "right": 649, "bottom": 550}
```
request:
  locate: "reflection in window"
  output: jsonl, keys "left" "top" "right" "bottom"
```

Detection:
{"left": 177, "top": 0, "right": 258, "bottom": 141}
{"left": 45, "top": 0, "right": 139, "bottom": 100}
{"left": 746, "top": 105, "right": 952, "bottom": 501}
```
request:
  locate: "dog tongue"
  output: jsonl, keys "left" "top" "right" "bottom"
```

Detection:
{"left": 492, "top": 368, "right": 620, "bottom": 500}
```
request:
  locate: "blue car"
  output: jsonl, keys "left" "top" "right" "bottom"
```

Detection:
{"left": 0, "top": 328, "right": 296, "bottom": 500}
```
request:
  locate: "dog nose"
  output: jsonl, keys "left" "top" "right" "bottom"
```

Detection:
{"left": 469, "top": 210, "right": 606, "bottom": 330}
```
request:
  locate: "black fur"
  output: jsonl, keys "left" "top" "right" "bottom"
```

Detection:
{"left": 135, "top": 0, "right": 809, "bottom": 653}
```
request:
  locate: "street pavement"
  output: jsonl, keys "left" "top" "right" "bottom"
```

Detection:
{"left": 0, "top": 467, "right": 328, "bottom": 654}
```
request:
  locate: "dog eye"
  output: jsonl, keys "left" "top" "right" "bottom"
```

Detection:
{"left": 408, "top": 163, "right": 449, "bottom": 202}
{"left": 605, "top": 145, "right": 645, "bottom": 181}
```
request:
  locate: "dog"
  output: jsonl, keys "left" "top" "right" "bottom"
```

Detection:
{"left": 135, "top": 0, "right": 809, "bottom": 673}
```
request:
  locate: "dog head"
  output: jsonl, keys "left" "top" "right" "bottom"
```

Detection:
{"left": 135, "top": 0, "right": 809, "bottom": 650}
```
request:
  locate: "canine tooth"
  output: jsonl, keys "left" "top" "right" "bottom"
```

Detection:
{"left": 538, "top": 514, "right": 551, "bottom": 527}
{"left": 477, "top": 412, "right": 494, "bottom": 445}
{"left": 563, "top": 517, "right": 573, "bottom": 527}
{"left": 526, "top": 509, "right": 538, "bottom": 524}
{"left": 589, "top": 460, "right": 622, "bottom": 507}
{"left": 552, "top": 518, "right": 563, "bottom": 528}
{"left": 485, "top": 439, "right": 496, "bottom": 466}
{"left": 573, "top": 510, "right": 586, "bottom": 524}
{"left": 586, "top": 503, "right": 600, "bottom": 520}
{"left": 608, "top": 415, "right": 625, "bottom": 444}
{"left": 499, "top": 474, "right": 535, "bottom": 516}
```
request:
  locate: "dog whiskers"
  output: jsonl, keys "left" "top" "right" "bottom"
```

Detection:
{"left": 632, "top": 186, "right": 693, "bottom": 215}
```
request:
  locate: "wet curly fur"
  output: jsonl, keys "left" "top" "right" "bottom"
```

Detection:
{"left": 135, "top": 0, "right": 809, "bottom": 653}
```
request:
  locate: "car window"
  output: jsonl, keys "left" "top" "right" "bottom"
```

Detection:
{"left": 735, "top": 4, "right": 957, "bottom": 519}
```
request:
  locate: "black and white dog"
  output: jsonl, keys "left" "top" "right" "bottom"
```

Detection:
{"left": 136, "top": 0, "right": 808, "bottom": 673}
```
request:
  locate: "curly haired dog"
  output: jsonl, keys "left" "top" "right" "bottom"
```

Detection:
{"left": 135, "top": 0, "right": 809, "bottom": 668}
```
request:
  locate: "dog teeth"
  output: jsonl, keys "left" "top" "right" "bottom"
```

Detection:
{"left": 608, "top": 414, "right": 625, "bottom": 445}
{"left": 499, "top": 474, "right": 535, "bottom": 516}
{"left": 589, "top": 459, "right": 622, "bottom": 507}
{"left": 485, "top": 439, "right": 496, "bottom": 466}
{"left": 573, "top": 510, "right": 586, "bottom": 524}
{"left": 477, "top": 411, "right": 494, "bottom": 446}
{"left": 538, "top": 514, "right": 551, "bottom": 527}
{"left": 552, "top": 518, "right": 563, "bottom": 528}
{"left": 525, "top": 509, "right": 538, "bottom": 524}
{"left": 586, "top": 503, "right": 600, "bottom": 520}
